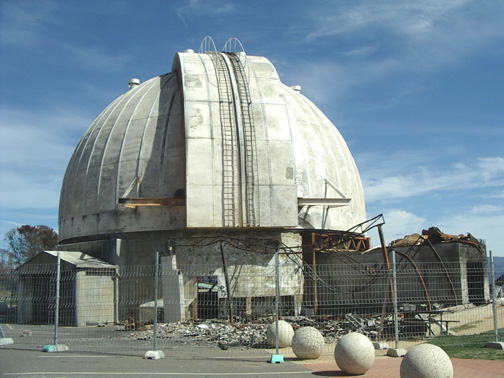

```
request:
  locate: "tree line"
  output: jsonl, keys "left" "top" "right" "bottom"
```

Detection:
{"left": 0, "top": 225, "right": 58, "bottom": 269}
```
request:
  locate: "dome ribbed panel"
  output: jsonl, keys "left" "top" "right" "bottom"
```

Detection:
{"left": 59, "top": 73, "right": 183, "bottom": 240}
{"left": 96, "top": 79, "right": 158, "bottom": 211}
{"left": 283, "top": 85, "right": 366, "bottom": 230}
{"left": 60, "top": 94, "right": 125, "bottom": 220}
{"left": 136, "top": 74, "right": 183, "bottom": 199}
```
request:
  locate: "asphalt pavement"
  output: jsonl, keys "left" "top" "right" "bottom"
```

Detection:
{"left": 0, "top": 347, "right": 317, "bottom": 378}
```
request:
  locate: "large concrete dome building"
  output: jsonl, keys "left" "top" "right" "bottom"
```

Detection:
{"left": 58, "top": 42, "right": 366, "bottom": 321}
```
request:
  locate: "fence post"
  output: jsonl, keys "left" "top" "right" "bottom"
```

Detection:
{"left": 0, "top": 268, "right": 14, "bottom": 345}
{"left": 54, "top": 252, "right": 60, "bottom": 346}
{"left": 144, "top": 251, "right": 165, "bottom": 359}
{"left": 42, "top": 252, "right": 68, "bottom": 352}
{"left": 0, "top": 324, "right": 13, "bottom": 345}
{"left": 154, "top": 251, "right": 159, "bottom": 351}
{"left": 392, "top": 250, "right": 399, "bottom": 349}
{"left": 484, "top": 250, "right": 504, "bottom": 350}
{"left": 490, "top": 250, "right": 498, "bottom": 342}
{"left": 270, "top": 249, "right": 284, "bottom": 364}
{"left": 386, "top": 250, "right": 406, "bottom": 357}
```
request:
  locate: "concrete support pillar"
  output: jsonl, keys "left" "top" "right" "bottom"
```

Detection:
{"left": 161, "top": 256, "right": 186, "bottom": 322}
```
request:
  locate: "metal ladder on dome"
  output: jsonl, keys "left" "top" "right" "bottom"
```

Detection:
{"left": 210, "top": 52, "right": 238, "bottom": 227}
{"left": 227, "top": 53, "right": 258, "bottom": 227}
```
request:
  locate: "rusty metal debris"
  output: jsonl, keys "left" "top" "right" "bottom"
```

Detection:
{"left": 391, "top": 227, "right": 483, "bottom": 248}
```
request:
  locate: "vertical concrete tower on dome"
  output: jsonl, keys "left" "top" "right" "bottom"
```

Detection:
{"left": 58, "top": 39, "right": 366, "bottom": 320}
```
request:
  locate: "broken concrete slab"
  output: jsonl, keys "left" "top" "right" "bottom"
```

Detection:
{"left": 144, "top": 350, "right": 165, "bottom": 359}
{"left": 0, "top": 338, "right": 14, "bottom": 346}
{"left": 373, "top": 342, "right": 389, "bottom": 350}
{"left": 387, "top": 348, "right": 406, "bottom": 357}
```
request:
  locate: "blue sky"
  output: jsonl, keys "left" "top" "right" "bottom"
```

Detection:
{"left": 1, "top": 0, "right": 503, "bottom": 255}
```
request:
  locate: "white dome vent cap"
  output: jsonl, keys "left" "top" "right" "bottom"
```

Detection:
{"left": 128, "top": 78, "right": 141, "bottom": 89}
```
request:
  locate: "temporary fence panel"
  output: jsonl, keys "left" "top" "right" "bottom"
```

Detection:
{"left": 1, "top": 259, "right": 503, "bottom": 356}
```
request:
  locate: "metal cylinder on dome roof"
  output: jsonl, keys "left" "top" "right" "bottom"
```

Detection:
{"left": 128, "top": 78, "right": 140, "bottom": 89}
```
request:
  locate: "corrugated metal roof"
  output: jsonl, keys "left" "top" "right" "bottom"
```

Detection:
{"left": 44, "top": 251, "right": 116, "bottom": 269}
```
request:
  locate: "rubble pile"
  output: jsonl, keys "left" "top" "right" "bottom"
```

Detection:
{"left": 122, "top": 314, "right": 380, "bottom": 349}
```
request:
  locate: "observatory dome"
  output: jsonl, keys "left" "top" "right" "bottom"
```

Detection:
{"left": 59, "top": 50, "right": 365, "bottom": 243}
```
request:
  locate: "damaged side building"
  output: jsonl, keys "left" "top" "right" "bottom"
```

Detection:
{"left": 309, "top": 226, "right": 489, "bottom": 316}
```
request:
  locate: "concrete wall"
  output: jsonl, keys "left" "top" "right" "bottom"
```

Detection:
{"left": 60, "top": 230, "right": 305, "bottom": 321}
{"left": 161, "top": 231, "right": 304, "bottom": 321}
{"left": 75, "top": 270, "right": 115, "bottom": 326}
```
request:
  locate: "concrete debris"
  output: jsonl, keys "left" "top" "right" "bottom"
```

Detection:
{"left": 119, "top": 313, "right": 381, "bottom": 349}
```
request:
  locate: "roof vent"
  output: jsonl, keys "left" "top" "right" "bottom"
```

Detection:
{"left": 291, "top": 85, "right": 302, "bottom": 92}
{"left": 129, "top": 78, "right": 140, "bottom": 89}
{"left": 184, "top": 49, "right": 195, "bottom": 53}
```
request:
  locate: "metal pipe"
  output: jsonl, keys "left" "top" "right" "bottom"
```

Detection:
{"left": 392, "top": 250, "right": 399, "bottom": 349}
{"left": 54, "top": 252, "right": 61, "bottom": 346}
{"left": 490, "top": 250, "right": 498, "bottom": 342}
{"left": 425, "top": 238, "right": 459, "bottom": 305}
{"left": 153, "top": 251, "right": 159, "bottom": 351}
{"left": 377, "top": 224, "right": 393, "bottom": 340}
{"left": 393, "top": 250, "right": 432, "bottom": 311}
{"left": 313, "top": 248, "right": 318, "bottom": 315}
{"left": 275, "top": 249, "right": 280, "bottom": 356}
{"left": 220, "top": 242, "right": 233, "bottom": 321}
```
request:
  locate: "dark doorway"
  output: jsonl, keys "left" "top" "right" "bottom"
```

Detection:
{"left": 467, "top": 262, "right": 485, "bottom": 304}
{"left": 197, "top": 276, "right": 219, "bottom": 319}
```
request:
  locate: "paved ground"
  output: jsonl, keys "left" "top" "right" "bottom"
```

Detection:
{"left": 1, "top": 303, "right": 503, "bottom": 377}
{"left": 2, "top": 346, "right": 504, "bottom": 377}
{"left": 302, "top": 351, "right": 504, "bottom": 377}
{"left": 0, "top": 347, "right": 314, "bottom": 377}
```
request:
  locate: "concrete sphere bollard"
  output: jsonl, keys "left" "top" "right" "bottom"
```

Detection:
{"left": 334, "top": 332, "right": 375, "bottom": 375}
{"left": 292, "top": 326, "right": 325, "bottom": 359}
{"left": 267, "top": 320, "right": 294, "bottom": 347}
{"left": 400, "top": 344, "right": 453, "bottom": 378}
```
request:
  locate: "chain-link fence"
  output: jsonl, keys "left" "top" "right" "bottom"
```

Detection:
{"left": 1, "top": 252, "right": 503, "bottom": 356}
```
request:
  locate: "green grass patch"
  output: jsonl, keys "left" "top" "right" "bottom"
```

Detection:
{"left": 426, "top": 329, "right": 504, "bottom": 360}
{"left": 451, "top": 321, "right": 481, "bottom": 332}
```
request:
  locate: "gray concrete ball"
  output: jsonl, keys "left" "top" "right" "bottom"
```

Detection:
{"left": 292, "top": 326, "right": 325, "bottom": 359}
{"left": 400, "top": 344, "right": 453, "bottom": 378}
{"left": 267, "top": 320, "right": 294, "bottom": 347}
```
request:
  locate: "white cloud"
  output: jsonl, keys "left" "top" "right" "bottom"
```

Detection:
{"left": 384, "top": 209, "right": 427, "bottom": 240}
{"left": 0, "top": 0, "right": 57, "bottom": 47}
{"left": 366, "top": 207, "right": 504, "bottom": 257}
{"left": 307, "top": 1, "right": 471, "bottom": 40}
{"left": 60, "top": 43, "right": 129, "bottom": 71}
{"left": 437, "top": 213, "right": 504, "bottom": 256}
{"left": 344, "top": 44, "right": 380, "bottom": 59}
{"left": 484, "top": 190, "right": 504, "bottom": 199}
{"left": 304, "top": 1, "right": 504, "bottom": 74}
{"left": 0, "top": 170, "right": 61, "bottom": 211}
{"left": 0, "top": 107, "right": 86, "bottom": 168}
{"left": 470, "top": 204, "right": 504, "bottom": 214}
{"left": 0, "top": 106, "right": 87, "bottom": 212}
{"left": 0, "top": 219, "right": 23, "bottom": 228}
{"left": 176, "top": 0, "right": 236, "bottom": 27}
{"left": 366, "top": 209, "right": 426, "bottom": 247}
{"left": 363, "top": 156, "right": 504, "bottom": 204}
